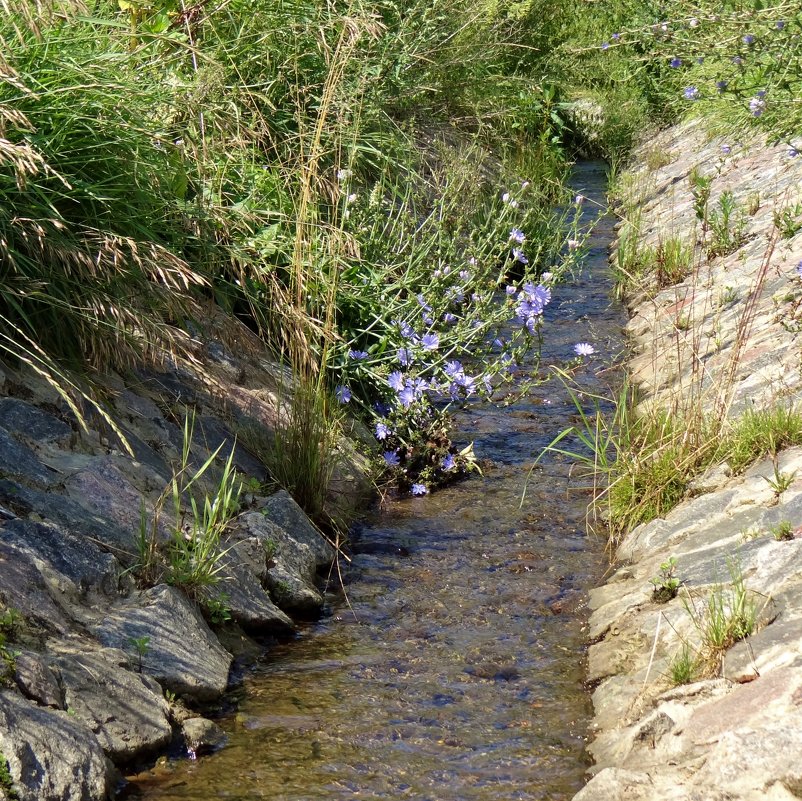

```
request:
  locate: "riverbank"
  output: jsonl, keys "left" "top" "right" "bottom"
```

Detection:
{"left": 575, "top": 120, "right": 802, "bottom": 800}
{"left": 0, "top": 335, "right": 370, "bottom": 800}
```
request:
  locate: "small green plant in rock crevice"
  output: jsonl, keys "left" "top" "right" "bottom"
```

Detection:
{"left": 651, "top": 557, "right": 681, "bottom": 603}
{"left": 0, "top": 752, "right": 19, "bottom": 801}
{"left": 707, "top": 191, "right": 747, "bottom": 259}
{"left": 770, "top": 520, "right": 794, "bottom": 542}
{"left": 774, "top": 203, "right": 802, "bottom": 240}
{"left": 129, "top": 636, "right": 150, "bottom": 674}
{"left": 0, "top": 606, "right": 22, "bottom": 686}
{"left": 135, "top": 412, "right": 242, "bottom": 622}
{"left": 668, "top": 644, "right": 699, "bottom": 686}
{"left": 683, "top": 559, "right": 759, "bottom": 676}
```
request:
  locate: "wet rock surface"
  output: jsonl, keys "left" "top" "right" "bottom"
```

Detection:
{"left": 0, "top": 340, "right": 357, "bottom": 799}
{"left": 578, "top": 122, "right": 802, "bottom": 800}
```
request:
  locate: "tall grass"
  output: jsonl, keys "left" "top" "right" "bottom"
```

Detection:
{"left": 0, "top": 0, "right": 583, "bottom": 510}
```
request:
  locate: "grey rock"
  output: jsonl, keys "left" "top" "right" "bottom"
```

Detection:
{"left": 235, "top": 510, "right": 326, "bottom": 614}
{"left": 64, "top": 457, "right": 172, "bottom": 551}
{"left": 218, "top": 544, "right": 294, "bottom": 633}
{"left": 260, "top": 490, "right": 335, "bottom": 567}
{"left": 0, "top": 690, "right": 115, "bottom": 801}
{"left": 13, "top": 652, "right": 64, "bottom": 709}
{"left": 0, "top": 479, "right": 135, "bottom": 559}
{"left": 0, "top": 519, "right": 120, "bottom": 601}
{"left": 51, "top": 647, "right": 172, "bottom": 764}
{"left": 194, "top": 416, "right": 267, "bottom": 482}
{"left": 181, "top": 717, "right": 227, "bottom": 756}
{"left": 0, "top": 541, "right": 71, "bottom": 632}
{"left": 0, "top": 399, "right": 74, "bottom": 448}
{"left": 0, "top": 427, "right": 58, "bottom": 490}
{"left": 90, "top": 584, "right": 232, "bottom": 702}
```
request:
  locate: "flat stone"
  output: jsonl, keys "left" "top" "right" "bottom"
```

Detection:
{"left": 0, "top": 479, "right": 135, "bottom": 559}
{"left": 0, "top": 519, "right": 120, "bottom": 601}
{"left": 0, "top": 427, "right": 58, "bottom": 490}
{"left": 0, "top": 690, "right": 115, "bottom": 801}
{"left": 0, "top": 398, "right": 74, "bottom": 448}
{"left": 194, "top": 416, "right": 268, "bottom": 482}
{"left": 90, "top": 584, "right": 232, "bottom": 703}
{"left": 51, "top": 647, "right": 172, "bottom": 764}
{"left": 0, "top": 541, "right": 71, "bottom": 633}
{"left": 13, "top": 652, "right": 64, "bottom": 709}
{"left": 64, "top": 458, "right": 172, "bottom": 551}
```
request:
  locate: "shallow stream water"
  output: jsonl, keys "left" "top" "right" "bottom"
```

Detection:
{"left": 127, "top": 161, "right": 627, "bottom": 801}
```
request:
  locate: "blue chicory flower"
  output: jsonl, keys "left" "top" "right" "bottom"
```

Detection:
{"left": 684, "top": 86, "right": 700, "bottom": 101}
{"left": 383, "top": 451, "right": 400, "bottom": 467}
{"left": 375, "top": 422, "right": 390, "bottom": 440}
{"left": 388, "top": 371, "right": 405, "bottom": 391}
{"left": 509, "top": 227, "right": 526, "bottom": 244}
{"left": 348, "top": 349, "right": 369, "bottom": 360}
{"left": 441, "top": 453, "right": 456, "bottom": 471}
{"left": 335, "top": 385, "right": 352, "bottom": 403}
{"left": 411, "top": 483, "right": 428, "bottom": 496}
{"left": 670, "top": 57, "right": 682, "bottom": 68}
{"left": 397, "top": 347, "right": 413, "bottom": 366}
{"left": 421, "top": 333, "right": 439, "bottom": 351}
{"left": 573, "top": 342, "right": 595, "bottom": 357}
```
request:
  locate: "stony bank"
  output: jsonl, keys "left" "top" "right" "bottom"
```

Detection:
{"left": 575, "top": 120, "right": 802, "bottom": 800}
{"left": 0, "top": 337, "right": 371, "bottom": 801}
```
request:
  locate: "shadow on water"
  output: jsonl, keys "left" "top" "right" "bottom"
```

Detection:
{"left": 125, "top": 161, "right": 628, "bottom": 801}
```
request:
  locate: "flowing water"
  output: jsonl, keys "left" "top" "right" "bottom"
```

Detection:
{"left": 126, "top": 161, "right": 627, "bottom": 801}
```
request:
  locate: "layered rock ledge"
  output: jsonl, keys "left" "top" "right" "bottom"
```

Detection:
{"left": 576, "top": 120, "right": 802, "bottom": 800}
{"left": 0, "top": 339, "right": 369, "bottom": 801}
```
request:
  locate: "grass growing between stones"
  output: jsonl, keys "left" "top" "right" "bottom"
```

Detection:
{"left": 538, "top": 373, "right": 802, "bottom": 545}
{"left": 136, "top": 413, "right": 241, "bottom": 620}
{"left": 681, "top": 560, "right": 759, "bottom": 678}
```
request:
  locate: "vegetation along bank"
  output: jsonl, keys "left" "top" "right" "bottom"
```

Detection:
{"left": 2, "top": 0, "right": 802, "bottom": 798}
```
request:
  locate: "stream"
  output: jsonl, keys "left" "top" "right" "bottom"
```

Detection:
{"left": 126, "top": 161, "right": 627, "bottom": 801}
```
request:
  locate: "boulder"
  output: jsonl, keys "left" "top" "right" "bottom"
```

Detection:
{"left": 0, "top": 690, "right": 115, "bottom": 801}
{"left": 90, "top": 584, "right": 232, "bottom": 703}
{"left": 51, "top": 646, "right": 172, "bottom": 764}
{"left": 181, "top": 717, "right": 227, "bottom": 757}
{"left": 235, "top": 509, "right": 326, "bottom": 615}
{"left": 217, "top": 544, "right": 294, "bottom": 633}
{"left": 260, "top": 490, "right": 335, "bottom": 566}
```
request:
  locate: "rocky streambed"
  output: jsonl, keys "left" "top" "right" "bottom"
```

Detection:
{"left": 575, "top": 120, "right": 802, "bottom": 800}
{"left": 0, "top": 341, "right": 368, "bottom": 800}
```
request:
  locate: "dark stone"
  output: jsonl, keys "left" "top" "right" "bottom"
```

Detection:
{"left": 0, "top": 541, "right": 71, "bottom": 632}
{"left": 0, "top": 479, "right": 135, "bottom": 559}
{"left": 0, "top": 398, "right": 74, "bottom": 448}
{"left": 0, "top": 427, "right": 58, "bottom": 490}
{"left": 0, "top": 519, "right": 120, "bottom": 600}
{"left": 194, "top": 416, "right": 268, "bottom": 482}
{"left": 13, "top": 652, "right": 64, "bottom": 709}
